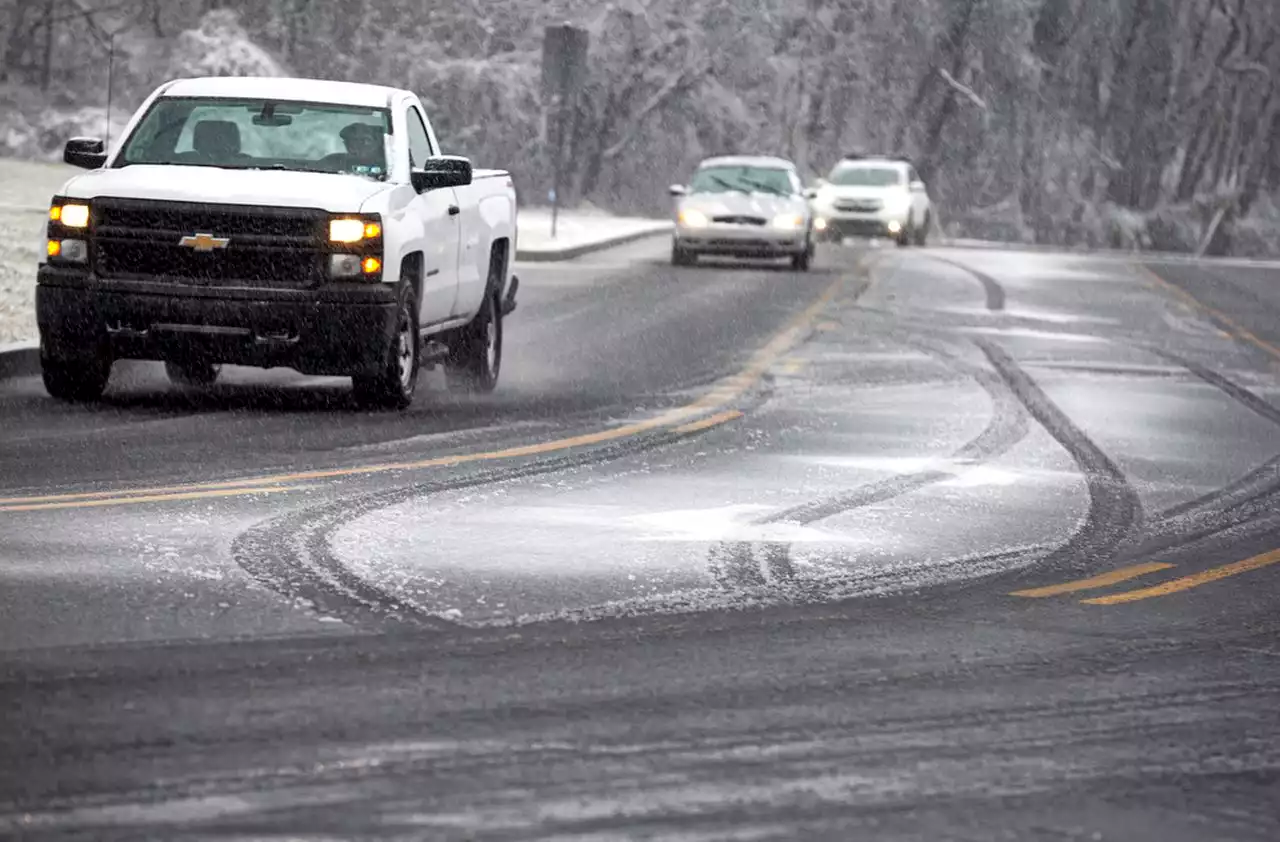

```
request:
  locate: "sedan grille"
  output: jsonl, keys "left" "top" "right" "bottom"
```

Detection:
{"left": 711, "top": 215, "right": 768, "bottom": 226}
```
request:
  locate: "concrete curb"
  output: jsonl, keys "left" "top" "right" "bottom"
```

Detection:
{"left": 0, "top": 341, "right": 39, "bottom": 382}
{"left": 515, "top": 224, "right": 671, "bottom": 262}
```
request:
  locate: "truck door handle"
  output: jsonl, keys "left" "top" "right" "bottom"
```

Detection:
{"left": 448, "top": 205, "right": 460, "bottom": 216}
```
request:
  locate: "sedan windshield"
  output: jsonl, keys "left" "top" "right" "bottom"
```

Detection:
{"left": 116, "top": 97, "right": 392, "bottom": 179}
{"left": 689, "top": 166, "right": 795, "bottom": 196}
{"left": 828, "top": 165, "right": 903, "bottom": 187}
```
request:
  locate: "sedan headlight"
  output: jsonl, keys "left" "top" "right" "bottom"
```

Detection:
{"left": 50, "top": 202, "right": 90, "bottom": 229}
{"left": 678, "top": 208, "right": 709, "bottom": 228}
{"left": 772, "top": 213, "right": 804, "bottom": 230}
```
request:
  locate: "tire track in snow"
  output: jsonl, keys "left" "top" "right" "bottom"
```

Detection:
{"left": 709, "top": 331, "right": 1032, "bottom": 589}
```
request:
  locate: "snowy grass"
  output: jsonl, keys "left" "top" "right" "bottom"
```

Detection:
{"left": 517, "top": 207, "right": 670, "bottom": 255}
{"left": 0, "top": 209, "right": 45, "bottom": 344}
{"left": 1, "top": 158, "right": 74, "bottom": 342}
{"left": 0, "top": 158, "right": 76, "bottom": 209}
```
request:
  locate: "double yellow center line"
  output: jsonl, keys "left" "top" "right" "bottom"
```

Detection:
{"left": 1011, "top": 549, "right": 1280, "bottom": 605}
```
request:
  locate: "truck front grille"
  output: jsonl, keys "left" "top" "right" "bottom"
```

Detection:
{"left": 91, "top": 198, "right": 328, "bottom": 287}
{"left": 96, "top": 241, "right": 325, "bottom": 287}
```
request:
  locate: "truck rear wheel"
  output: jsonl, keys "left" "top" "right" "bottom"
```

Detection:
{"left": 445, "top": 289, "right": 502, "bottom": 393}
{"left": 353, "top": 281, "right": 420, "bottom": 409}
{"left": 42, "top": 351, "right": 111, "bottom": 402}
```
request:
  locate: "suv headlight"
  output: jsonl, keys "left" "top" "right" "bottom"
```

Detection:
{"left": 772, "top": 213, "right": 804, "bottom": 230}
{"left": 883, "top": 192, "right": 912, "bottom": 215}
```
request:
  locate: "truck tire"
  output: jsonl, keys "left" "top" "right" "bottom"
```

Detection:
{"left": 42, "top": 351, "right": 111, "bottom": 402}
{"left": 672, "top": 243, "right": 695, "bottom": 267}
{"left": 352, "top": 281, "right": 420, "bottom": 409}
{"left": 445, "top": 288, "right": 502, "bottom": 393}
{"left": 165, "top": 360, "right": 221, "bottom": 387}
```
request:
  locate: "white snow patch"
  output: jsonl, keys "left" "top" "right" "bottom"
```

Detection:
{"left": 623, "top": 504, "right": 853, "bottom": 544}
{"left": 937, "top": 465, "right": 1021, "bottom": 488}
{"left": 517, "top": 207, "right": 669, "bottom": 256}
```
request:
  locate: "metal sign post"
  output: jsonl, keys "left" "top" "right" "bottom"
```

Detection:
{"left": 541, "top": 24, "right": 589, "bottom": 239}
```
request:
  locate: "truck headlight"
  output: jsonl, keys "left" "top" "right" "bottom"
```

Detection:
{"left": 47, "top": 238, "right": 88, "bottom": 263}
{"left": 678, "top": 208, "right": 709, "bottom": 228}
{"left": 772, "top": 213, "right": 804, "bottom": 230}
{"left": 328, "top": 217, "right": 382, "bottom": 243}
{"left": 50, "top": 203, "right": 90, "bottom": 229}
{"left": 330, "top": 254, "right": 382, "bottom": 278}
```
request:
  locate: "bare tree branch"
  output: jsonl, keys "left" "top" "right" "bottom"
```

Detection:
{"left": 938, "top": 68, "right": 987, "bottom": 110}
{"left": 602, "top": 60, "right": 711, "bottom": 161}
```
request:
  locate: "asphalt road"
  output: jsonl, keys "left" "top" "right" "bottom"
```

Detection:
{"left": 1, "top": 238, "right": 1279, "bottom": 840}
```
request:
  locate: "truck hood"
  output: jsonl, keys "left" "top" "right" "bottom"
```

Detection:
{"left": 58, "top": 165, "right": 392, "bottom": 213}
{"left": 679, "top": 191, "right": 807, "bottom": 219}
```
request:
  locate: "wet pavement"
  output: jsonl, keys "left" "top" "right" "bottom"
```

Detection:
{"left": 1, "top": 240, "right": 1278, "bottom": 840}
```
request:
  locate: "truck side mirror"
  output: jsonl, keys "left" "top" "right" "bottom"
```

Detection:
{"left": 669, "top": 184, "right": 687, "bottom": 196}
{"left": 803, "top": 187, "right": 818, "bottom": 200}
{"left": 411, "top": 155, "right": 473, "bottom": 192}
{"left": 910, "top": 180, "right": 926, "bottom": 192}
{"left": 64, "top": 137, "right": 107, "bottom": 170}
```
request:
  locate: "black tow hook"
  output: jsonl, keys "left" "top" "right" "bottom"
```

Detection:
{"left": 501, "top": 275, "right": 519, "bottom": 316}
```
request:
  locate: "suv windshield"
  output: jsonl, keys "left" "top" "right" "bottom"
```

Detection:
{"left": 828, "top": 165, "right": 903, "bottom": 187}
{"left": 689, "top": 166, "right": 795, "bottom": 196}
{"left": 116, "top": 97, "right": 392, "bottom": 179}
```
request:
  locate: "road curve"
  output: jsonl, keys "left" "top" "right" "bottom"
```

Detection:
{"left": 2, "top": 239, "right": 1279, "bottom": 840}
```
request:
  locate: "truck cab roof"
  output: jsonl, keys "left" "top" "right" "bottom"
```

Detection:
{"left": 159, "top": 77, "right": 406, "bottom": 109}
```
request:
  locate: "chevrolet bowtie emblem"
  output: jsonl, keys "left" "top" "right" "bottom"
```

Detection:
{"left": 179, "top": 232, "right": 230, "bottom": 252}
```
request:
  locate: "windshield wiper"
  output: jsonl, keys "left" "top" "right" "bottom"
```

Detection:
{"left": 248, "top": 164, "right": 331, "bottom": 174}
{"left": 740, "top": 177, "right": 787, "bottom": 196}
{"left": 708, "top": 175, "right": 747, "bottom": 193}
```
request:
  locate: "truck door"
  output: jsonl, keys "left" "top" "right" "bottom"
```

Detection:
{"left": 405, "top": 105, "right": 461, "bottom": 327}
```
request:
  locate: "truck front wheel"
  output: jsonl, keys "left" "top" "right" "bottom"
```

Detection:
{"left": 353, "top": 281, "right": 420, "bottom": 409}
{"left": 42, "top": 351, "right": 111, "bottom": 402}
{"left": 445, "top": 289, "right": 502, "bottom": 393}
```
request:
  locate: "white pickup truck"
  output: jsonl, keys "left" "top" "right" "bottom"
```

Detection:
{"left": 37, "top": 76, "right": 518, "bottom": 408}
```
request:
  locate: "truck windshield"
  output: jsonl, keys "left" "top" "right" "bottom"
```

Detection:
{"left": 115, "top": 97, "right": 393, "bottom": 180}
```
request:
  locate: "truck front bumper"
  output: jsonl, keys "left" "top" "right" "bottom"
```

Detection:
{"left": 36, "top": 267, "right": 399, "bottom": 377}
